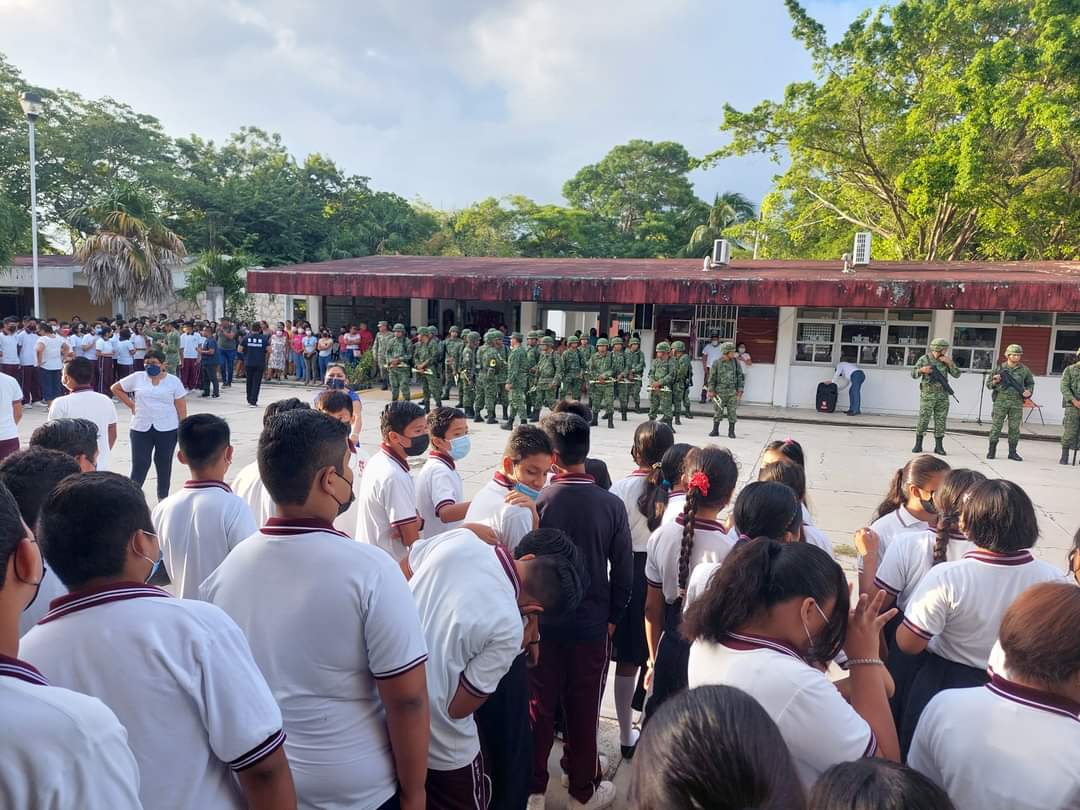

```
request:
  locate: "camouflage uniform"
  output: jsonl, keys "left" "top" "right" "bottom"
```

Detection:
{"left": 912, "top": 338, "right": 962, "bottom": 455}
{"left": 587, "top": 338, "right": 616, "bottom": 428}
{"left": 1060, "top": 348, "right": 1080, "bottom": 464}
{"left": 986, "top": 344, "right": 1035, "bottom": 460}
{"left": 495, "top": 332, "right": 509, "bottom": 418}
{"left": 442, "top": 326, "right": 464, "bottom": 402}
{"left": 671, "top": 341, "right": 693, "bottom": 424}
{"left": 610, "top": 338, "right": 630, "bottom": 420}
{"left": 524, "top": 331, "right": 541, "bottom": 419}
{"left": 534, "top": 338, "right": 560, "bottom": 417}
{"left": 476, "top": 330, "right": 506, "bottom": 424}
{"left": 412, "top": 327, "right": 441, "bottom": 411}
{"left": 386, "top": 325, "right": 412, "bottom": 402}
{"left": 461, "top": 332, "right": 480, "bottom": 419}
{"left": 559, "top": 337, "right": 584, "bottom": 400}
{"left": 373, "top": 322, "right": 391, "bottom": 390}
{"left": 648, "top": 342, "right": 675, "bottom": 425}
{"left": 164, "top": 328, "right": 181, "bottom": 376}
{"left": 625, "top": 338, "right": 645, "bottom": 413}
{"left": 707, "top": 342, "right": 744, "bottom": 439}
{"left": 502, "top": 333, "right": 529, "bottom": 429}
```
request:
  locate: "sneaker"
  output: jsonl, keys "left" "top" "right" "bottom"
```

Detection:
{"left": 567, "top": 780, "right": 616, "bottom": 810}
{"left": 561, "top": 754, "right": 609, "bottom": 787}
{"left": 525, "top": 795, "right": 546, "bottom": 810}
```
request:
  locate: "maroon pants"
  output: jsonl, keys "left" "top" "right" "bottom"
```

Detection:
{"left": 0, "top": 437, "right": 19, "bottom": 462}
{"left": 181, "top": 358, "right": 200, "bottom": 389}
{"left": 426, "top": 752, "right": 490, "bottom": 810}
{"left": 0, "top": 364, "right": 18, "bottom": 383}
{"left": 95, "top": 358, "right": 114, "bottom": 396}
{"left": 528, "top": 637, "right": 609, "bottom": 803}
{"left": 19, "top": 366, "right": 40, "bottom": 404}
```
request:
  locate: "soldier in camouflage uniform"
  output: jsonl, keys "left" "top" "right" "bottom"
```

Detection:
{"left": 525, "top": 331, "right": 541, "bottom": 420}
{"left": 559, "top": 335, "right": 585, "bottom": 400}
{"left": 461, "top": 331, "right": 480, "bottom": 419}
{"left": 648, "top": 341, "right": 675, "bottom": 427}
{"left": 412, "top": 327, "right": 441, "bottom": 412}
{"left": 707, "top": 341, "right": 744, "bottom": 439}
{"left": 502, "top": 332, "right": 529, "bottom": 430}
{"left": 625, "top": 336, "right": 645, "bottom": 413}
{"left": 386, "top": 323, "right": 412, "bottom": 403}
{"left": 986, "top": 343, "right": 1035, "bottom": 461}
{"left": 477, "top": 330, "right": 506, "bottom": 425}
{"left": 1060, "top": 346, "right": 1080, "bottom": 465}
{"left": 162, "top": 322, "right": 182, "bottom": 376}
{"left": 670, "top": 341, "right": 693, "bottom": 425}
{"left": 586, "top": 338, "right": 616, "bottom": 428}
{"left": 533, "top": 336, "right": 560, "bottom": 419}
{"left": 373, "top": 320, "right": 391, "bottom": 390}
{"left": 610, "top": 337, "right": 630, "bottom": 421}
{"left": 912, "top": 338, "right": 962, "bottom": 456}
{"left": 441, "top": 325, "right": 464, "bottom": 404}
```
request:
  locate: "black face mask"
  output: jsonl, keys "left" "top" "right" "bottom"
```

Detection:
{"left": 330, "top": 470, "right": 355, "bottom": 516}
{"left": 14, "top": 548, "right": 46, "bottom": 613}
{"left": 920, "top": 494, "right": 938, "bottom": 515}
{"left": 403, "top": 433, "right": 429, "bottom": 457}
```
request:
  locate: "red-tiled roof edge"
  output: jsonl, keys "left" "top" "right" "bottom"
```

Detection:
{"left": 7, "top": 255, "right": 78, "bottom": 268}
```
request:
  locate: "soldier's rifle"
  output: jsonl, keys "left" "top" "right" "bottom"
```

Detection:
{"left": 928, "top": 365, "right": 961, "bottom": 405}
{"left": 997, "top": 367, "right": 1029, "bottom": 400}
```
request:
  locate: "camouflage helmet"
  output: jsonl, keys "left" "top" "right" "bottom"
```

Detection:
{"left": 511, "top": 331, "right": 523, "bottom": 342}
{"left": 377, "top": 320, "right": 388, "bottom": 327}
{"left": 467, "top": 331, "right": 480, "bottom": 343}
{"left": 930, "top": 338, "right": 949, "bottom": 351}
{"left": 656, "top": 341, "right": 672, "bottom": 353}
{"left": 671, "top": 340, "right": 686, "bottom": 352}
{"left": 629, "top": 336, "right": 641, "bottom": 346}
{"left": 541, "top": 336, "right": 554, "bottom": 346}
{"left": 393, "top": 323, "right": 405, "bottom": 332}
{"left": 719, "top": 341, "right": 737, "bottom": 354}
{"left": 1005, "top": 343, "right": 1024, "bottom": 356}
{"left": 449, "top": 325, "right": 460, "bottom": 334}
{"left": 611, "top": 336, "right": 624, "bottom": 346}
{"left": 596, "top": 337, "right": 610, "bottom": 348}
{"left": 565, "top": 334, "right": 579, "bottom": 344}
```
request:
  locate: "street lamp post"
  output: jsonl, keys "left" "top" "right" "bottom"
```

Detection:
{"left": 19, "top": 91, "right": 43, "bottom": 318}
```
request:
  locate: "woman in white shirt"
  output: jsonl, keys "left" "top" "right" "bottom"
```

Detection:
{"left": 34, "top": 324, "right": 69, "bottom": 405}
{"left": 114, "top": 328, "right": 135, "bottom": 376}
{"left": 111, "top": 350, "right": 187, "bottom": 501}
{"left": 130, "top": 325, "right": 148, "bottom": 372}
{"left": 94, "top": 326, "right": 115, "bottom": 396}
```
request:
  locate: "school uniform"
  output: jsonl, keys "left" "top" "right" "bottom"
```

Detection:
{"left": 19, "top": 566, "right": 67, "bottom": 637}
{"left": 17, "top": 330, "right": 40, "bottom": 404}
{"left": 688, "top": 632, "right": 877, "bottom": 789}
{"left": 95, "top": 337, "right": 115, "bottom": 395}
{"left": 35, "top": 333, "right": 67, "bottom": 402}
{"left": 659, "top": 491, "right": 686, "bottom": 525}
{"left": 0, "top": 371, "right": 22, "bottom": 461}
{"left": 355, "top": 444, "right": 419, "bottom": 561}
{"left": 0, "top": 330, "right": 20, "bottom": 378}
{"left": 152, "top": 480, "right": 258, "bottom": 600}
{"left": 416, "top": 451, "right": 465, "bottom": 539}
{"left": 21, "top": 583, "right": 285, "bottom": 810}
{"left": 230, "top": 460, "right": 279, "bottom": 527}
{"left": 48, "top": 387, "right": 118, "bottom": 470}
{"left": 801, "top": 504, "right": 834, "bottom": 558}
{"left": 608, "top": 471, "right": 651, "bottom": 666}
{"left": 909, "top": 674, "right": 1080, "bottom": 810}
{"left": 180, "top": 332, "right": 201, "bottom": 389}
{"left": 899, "top": 549, "right": 1061, "bottom": 753}
{"left": 0, "top": 654, "right": 143, "bottom": 810}
{"left": 861, "top": 505, "right": 928, "bottom": 573}
{"left": 201, "top": 517, "right": 428, "bottom": 810}
{"left": 463, "top": 471, "right": 534, "bottom": 554}
{"left": 409, "top": 529, "right": 524, "bottom": 810}
{"left": 131, "top": 333, "right": 147, "bottom": 371}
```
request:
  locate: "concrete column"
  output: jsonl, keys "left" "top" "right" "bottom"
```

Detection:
{"left": 520, "top": 301, "right": 538, "bottom": 332}
{"left": 598, "top": 304, "right": 611, "bottom": 336}
{"left": 772, "top": 306, "right": 797, "bottom": 407}
{"left": 306, "top": 296, "right": 322, "bottom": 332}
{"left": 639, "top": 329, "right": 656, "bottom": 383}
{"left": 546, "top": 310, "right": 566, "bottom": 337}
{"left": 410, "top": 298, "right": 426, "bottom": 328}
{"left": 931, "top": 309, "right": 954, "bottom": 344}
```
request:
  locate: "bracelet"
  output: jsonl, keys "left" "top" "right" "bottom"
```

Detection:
{"left": 846, "top": 658, "right": 884, "bottom": 668}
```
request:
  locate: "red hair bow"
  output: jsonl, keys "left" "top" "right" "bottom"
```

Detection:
{"left": 688, "top": 471, "right": 711, "bottom": 497}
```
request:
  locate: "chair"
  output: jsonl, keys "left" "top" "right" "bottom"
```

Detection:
{"left": 1023, "top": 399, "right": 1044, "bottom": 425}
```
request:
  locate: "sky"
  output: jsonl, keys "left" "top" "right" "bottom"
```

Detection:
{"left": 0, "top": 0, "right": 871, "bottom": 210}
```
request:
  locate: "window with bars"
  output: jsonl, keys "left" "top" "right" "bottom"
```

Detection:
{"left": 694, "top": 305, "right": 737, "bottom": 349}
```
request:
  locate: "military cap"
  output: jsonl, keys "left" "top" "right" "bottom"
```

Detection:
{"left": 468, "top": 331, "right": 480, "bottom": 342}
{"left": 511, "top": 331, "right": 523, "bottom": 341}
{"left": 1005, "top": 344, "right": 1024, "bottom": 355}
{"left": 565, "top": 335, "right": 579, "bottom": 344}
{"left": 656, "top": 341, "right": 672, "bottom": 352}
{"left": 377, "top": 320, "right": 388, "bottom": 327}
{"left": 449, "top": 325, "right": 460, "bottom": 334}
{"left": 720, "top": 341, "right": 737, "bottom": 354}
{"left": 393, "top": 323, "right": 405, "bottom": 332}
{"left": 672, "top": 340, "right": 686, "bottom": 352}
{"left": 528, "top": 330, "right": 540, "bottom": 339}
{"left": 611, "top": 337, "right": 624, "bottom": 346}
{"left": 930, "top": 338, "right": 950, "bottom": 350}
{"left": 629, "top": 336, "right": 640, "bottom": 345}
{"left": 596, "top": 337, "right": 609, "bottom": 347}
{"left": 541, "top": 336, "right": 554, "bottom": 346}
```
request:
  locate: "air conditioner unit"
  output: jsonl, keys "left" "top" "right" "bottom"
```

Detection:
{"left": 711, "top": 239, "right": 730, "bottom": 267}
{"left": 852, "top": 232, "right": 872, "bottom": 266}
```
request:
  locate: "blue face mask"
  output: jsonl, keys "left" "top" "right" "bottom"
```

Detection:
{"left": 135, "top": 531, "right": 163, "bottom": 584}
{"left": 514, "top": 481, "right": 542, "bottom": 501}
{"left": 145, "top": 364, "right": 162, "bottom": 377}
{"left": 449, "top": 435, "right": 471, "bottom": 461}
{"left": 327, "top": 378, "right": 346, "bottom": 390}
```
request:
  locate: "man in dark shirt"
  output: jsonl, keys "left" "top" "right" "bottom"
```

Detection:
{"left": 239, "top": 323, "right": 268, "bottom": 407}
{"left": 529, "top": 412, "right": 631, "bottom": 809}
{"left": 216, "top": 318, "right": 238, "bottom": 387}
{"left": 198, "top": 325, "right": 220, "bottom": 398}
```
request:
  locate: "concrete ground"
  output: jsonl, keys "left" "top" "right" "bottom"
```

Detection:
{"left": 18, "top": 379, "right": 1079, "bottom": 809}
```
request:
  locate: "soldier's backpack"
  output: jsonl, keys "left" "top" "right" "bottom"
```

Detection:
{"left": 816, "top": 382, "right": 838, "bottom": 413}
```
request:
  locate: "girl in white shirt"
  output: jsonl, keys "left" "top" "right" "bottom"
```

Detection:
{"left": 657, "top": 443, "right": 693, "bottom": 526}
{"left": 115, "top": 328, "right": 135, "bottom": 373}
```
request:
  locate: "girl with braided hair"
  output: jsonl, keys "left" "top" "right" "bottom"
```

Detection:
{"left": 643, "top": 446, "right": 738, "bottom": 718}
{"left": 656, "top": 443, "right": 695, "bottom": 526}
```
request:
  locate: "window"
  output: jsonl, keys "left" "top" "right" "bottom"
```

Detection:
{"left": 954, "top": 310, "right": 1000, "bottom": 324}
{"left": 1051, "top": 328, "right": 1080, "bottom": 374}
{"left": 886, "top": 324, "right": 930, "bottom": 366}
{"left": 1004, "top": 312, "right": 1052, "bottom": 326}
{"left": 694, "top": 304, "right": 737, "bottom": 344}
{"left": 795, "top": 321, "right": 835, "bottom": 364}
{"left": 839, "top": 322, "right": 882, "bottom": 364}
{"left": 952, "top": 325, "right": 999, "bottom": 371}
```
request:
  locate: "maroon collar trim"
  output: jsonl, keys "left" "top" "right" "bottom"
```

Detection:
{"left": 40, "top": 582, "right": 171, "bottom": 625}
{"left": 0, "top": 654, "right": 49, "bottom": 686}
{"left": 431, "top": 451, "right": 456, "bottom": 471}
{"left": 493, "top": 472, "right": 514, "bottom": 489}
{"left": 722, "top": 631, "right": 803, "bottom": 661}
{"left": 675, "top": 514, "right": 727, "bottom": 532}
{"left": 184, "top": 480, "right": 232, "bottom": 493}
{"left": 380, "top": 443, "right": 410, "bottom": 473}
{"left": 68, "top": 385, "right": 94, "bottom": 393}
{"left": 896, "top": 506, "right": 922, "bottom": 529}
{"left": 986, "top": 674, "right": 1080, "bottom": 721}
{"left": 493, "top": 544, "right": 521, "bottom": 599}
{"left": 962, "top": 549, "right": 1034, "bottom": 566}
{"left": 551, "top": 473, "right": 594, "bottom": 485}
{"left": 262, "top": 516, "right": 351, "bottom": 540}
{"left": 630, "top": 470, "right": 650, "bottom": 478}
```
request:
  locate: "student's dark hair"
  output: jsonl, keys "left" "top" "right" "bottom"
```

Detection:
{"left": 178, "top": 414, "right": 230, "bottom": 468}
{"left": 764, "top": 438, "right": 805, "bottom": 467}
{"left": 64, "top": 356, "right": 94, "bottom": 385}
{"left": 261, "top": 397, "right": 309, "bottom": 428}
{"left": 119, "top": 328, "right": 131, "bottom": 341}
{"left": 144, "top": 349, "right": 166, "bottom": 363}
{"left": 677, "top": 447, "right": 738, "bottom": 593}
{"left": 632, "top": 421, "right": 675, "bottom": 529}
{"left": 630, "top": 685, "right": 805, "bottom": 810}
{"left": 758, "top": 459, "right": 807, "bottom": 503}
{"left": 961, "top": 479, "right": 1038, "bottom": 552}
{"left": 258, "top": 410, "right": 349, "bottom": 506}
{"left": 930, "top": 469, "right": 986, "bottom": 564}
{"left": 316, "top": 390, "right": 354, "bottom": 415}
{"left": 551, "top": 399, "right": 592, "bottom": 424}
{"left": 513, "top": 528, "right": 589, "bottom": 618}
{"left": 683, "top": 538, "right": 848, "bottom": 663}
{"left": 641, "top": 442, "right": 694, "bottom": 531}
{"left": 999, "top": 582, "right": 1080, "bottom": 686}
{"left": 871, "top": 455, "right": 950, "bottom": 522}
{"left": 504, "top": 424, "right": 553, "bottom": 463}
{"left": 38, "top": 473, "right": 152, "bottom": 590}
{"left": 732, "top": 482, "right": 803, "bottom": 543}
{"left": 0, "top": 481, "right": 27, "bottom": 588}
{"left": 0, "top": 447, "right": 80, "bottom": 531}
{"left": 541, "top": 412, "right": 590, "bottom": 466}
{"left": 29, "top": 418, "right": 99, "bottom": 463}
{"left": 380, "top": 401, "right": 425, "bottom": 440}
{"left": 427, "top": 406, "right": 466, "bottom": 439}
{"left": 807, "top": 760, "right": 955, "bottom": 810}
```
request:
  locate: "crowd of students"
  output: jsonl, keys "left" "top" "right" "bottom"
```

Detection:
{"left": 0, "top": 380, "right": 1078, "bottom": 810}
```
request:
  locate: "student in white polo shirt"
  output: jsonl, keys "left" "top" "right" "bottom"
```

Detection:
{"left": 0, "top": 317, "right": 20, "bottom": 378}
{"left": 17, "top": 319, "right": 41, "bottom": 406}
{"left": 47, "top": 357, "right": 118, "bottom": 470}
{"left": 315, "top": 390, "right": 366, "bottom": 534}
{"left": 355, "top": 401, "right": 427, "bottom": 560}
{"left": 685, "top": 538, "right": 899, "bottom": 790}
{"left": 404, "top": 526, "right": 588, "bottom": 810}
{"left": 896, "top": 478, "right": 1061, "bottom": 755}
{"left": 202, "top": 409, "right": 430, "bottom": 810}
{"left": 657, "top": 443, "right": 693, "bottom": 526}
{"left": 152, "top": 414, "right": 256, "bottom": 600}
{"left": 416, "top": 407, "right": 472, "bottom": 539}
{"left": 231, "top": 398, "right": 311, "bottom": 526}
{"left": 20, "top": 473, "right": 294, "bottom": 810}
{"left": 0, "top": 480, "right": 143, "bottom": 810}
{"left": 909, "top": 582, "right": 1080, "bottom": 810}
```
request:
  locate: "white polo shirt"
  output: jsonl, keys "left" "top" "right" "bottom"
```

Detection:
{"left": 355, "top": 444, "right": 419, "bottom": 561}
{"left": 35, "top": 334, "right": 67, "bottom": 370}
{"left": 610, "top": 471, "right": 652, "bottom": 552}
{"left": 180, "top": 332, "right": 201, "bottom": 359}
{"left": 21, "top": 583, "right": 285, "bottom": 810}
{"left": 201, "top": 517, "right": 428, "bottom": 810}
{"left": 409, "top": 529, "right": 523, "bottom": 771}
{"left": 0, "top": 372, "right": 22, "bottom": 441}
{"left": 131, "top": 333, "right": 148, "bottom": 359}
{"left": 0, "top": 654, "right": 142, "bottom": 810}
{"left": 902, "top": 550, "right": 1062, "bottom": 668}
{"left": 688, "top": 632, "right": 877, "bottom": 789}
{"left": 81, "top": 333, "right": 98, "bottom": 360}
{"left": 119, "top": 371, "right": 187, "bottom": 432}
{"left": 416, "top": 452, "right": 465, "bottom": 539}
{"left": 909, "top": 676, "right": 1080, "bottom": 810}
{"left": 95, "top": 337, "right": 114, "bottom": 356}
{"left": 660, "top": 491, "right": 686, "bottom": 525}
{"left": 873, "top": 529, "right": 974, "bottom": 611}
{"left": 0, "top": 332, "right": 19, "bottom": 365}
{"left": 860, "top": 505, "right": 929, "bottom": 572}
{"left": 115, "top": 338, "right": 134, "bottom": 366}
{"left": 645, "top": 515, "right": 737, "bottom": 604}
{"left": 152, "top": 480, "right": 258, "bottom": 599}
{"left": 230, "top": 460, "right": 278, "bottom": 527}
{"left": 48, "top": 387, "right": 118, "bottom": 470}
{"left": 17, "top": 331, "right": 38, "bottom": 365}
{"left": 463, "top": 472, "right": 535, "bottom": 554}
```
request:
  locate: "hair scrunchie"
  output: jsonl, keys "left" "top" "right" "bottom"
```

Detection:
{"left": 688, "top": 470, "right": 711, "bottom": 497}
{"left": 661, "top": 479, "right": 672, "bottom": 491}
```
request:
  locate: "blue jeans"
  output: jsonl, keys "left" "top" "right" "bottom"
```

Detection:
{"left": 318, "top": 354, "right": 331, "bottom": 380}
{"left": 293, "top": 350, "right": 305, "bottom": 381}
{"left": 38, "top": 368, "right": 61, "bottom": 402}
{"left": 848, "top": 369, "right": 866, "bottom": 414}
{"left": 220, "top": 349, "right": 236, "bottom": 385}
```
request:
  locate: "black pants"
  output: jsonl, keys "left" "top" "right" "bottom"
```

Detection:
{"left": 477, "top": 653, "right": 532, "bottom": 810}
{"left": 200, "top": 364, "right": 220, "bottom": 396}
{"left": 245, "top": 365, "right": 264, "bottom": 405}
{"left": 129, "top": 427, "right": 178, "bottom": 500}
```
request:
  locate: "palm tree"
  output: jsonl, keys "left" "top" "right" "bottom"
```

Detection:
{"left": 183, "top": 250, "right": 251, "bottom": 314}
{"left": 70, "top": 184, "right": 186, "bottom": 304}
{"left": 684, "top": 191, "right": 756, "bottom": 257}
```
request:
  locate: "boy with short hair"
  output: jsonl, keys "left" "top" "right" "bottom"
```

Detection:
{"left": 47, "top": 357, "right": 118, "bottom": 470}
{"left": 152, "top": 414, "right": 257, "bottom": 599}
{"left": 315, "top": 389, "right": 364, "bottom": 533}
{"left": 203, "top": 409, "right": 430, "bottom": 810}
{"left": 417, "top": 407, "right": 471, "bottom": 538}
{"left": 230, "top": 398, "right": 310, "bottom": 525}
{"left": 21, "top": 473, "right": 295, "bottom": 810}
{"left": 29, "top": 417, "right": 99, "bottom": 472}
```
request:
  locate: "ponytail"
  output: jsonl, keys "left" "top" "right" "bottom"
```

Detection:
{"left": 640, "top": 442, "right": 693, "bottom": 531}
{"left": 871, "top": 455, "right": 950, "bottom": 522}
{"left": 871, "top": 466, "right": 907, "bottom": 523}
{"left": 930, "top": 469, "right": 986, "bottom": 565}
{"left": 675, "top": 447, "right": 739, "bottom": 593}
{"left": 634, "top": 419, "right": 676, "bottom": 531}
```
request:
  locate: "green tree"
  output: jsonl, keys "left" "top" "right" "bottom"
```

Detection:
{"left": 683, "top": 191, "right": 756, "bottom": 257}
{"left": 181, "top": 250, "right": 252, "bottom": 313}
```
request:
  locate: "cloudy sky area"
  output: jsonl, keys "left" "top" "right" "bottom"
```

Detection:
{"left": 0, "top": 0, "right": 870, "bottom": 209}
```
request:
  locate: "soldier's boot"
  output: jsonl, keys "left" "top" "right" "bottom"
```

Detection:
{"left": 435, "top": 399, "right": 443, "bottom": 410}
{"left": 934, "top": 437, "right": 947, "bottom": 456}
{"left": 502, "top": 404, "right": 509, "bottom": 421}
{"left": 607, "top": 413, "right": 614, "bottom": 429}
{"left": 1008, "top": 442, "right": 1023, "bottom": 461}
{"left": 590, "top": 411, "right": 598, "bottom": 427}
{"left": 912, "top": 434, "right": 924, "bottom": 453}
{"left": 662, "top": 416, "right": 674, "bottom": 432}
{"left": 465, "top": 406, "right": 475, "bottom": 419}
{"left": 501, "top": 409, "right": 515, "bottom": 431}
{"left": 1061, "top": 447, "right": 1071, "bottom": 465}
{"left": 708, "top": 421, "right": 719, "bottom": 437}
{"left": 473, "top": 412, "right": 484, "bottom": 423}
{"left": 621, "top": 408, "right": 627, "bottom": 422}
{"left": 986, "top": 441, "right": 997, "bottom": 460}
{"left": 700, "top": 389, "right": 707, "bottom": 404}
{"left": 422, "top": 401, "right": 430, "bottom": 414}
{"left": 684, "top": 405, "right": 693, "bottom": 419}
{"left": 457, "top": 399, "right": 464, "bottom": 409}
{"left": 728, "top": 423, "right": 736, "bottom": 439}
{"left": 674, "top": 414, "right": 682, "bottom": 426}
